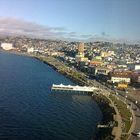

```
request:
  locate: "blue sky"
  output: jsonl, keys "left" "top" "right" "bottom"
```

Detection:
{"left": 0, "top": 0, "right": 140, "bottom": 42}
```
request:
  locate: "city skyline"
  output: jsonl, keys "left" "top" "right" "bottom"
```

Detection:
{"left": 0, "top": 0, "right": 140, "bottom": 43}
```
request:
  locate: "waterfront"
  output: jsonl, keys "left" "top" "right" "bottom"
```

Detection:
{"left": 0, "top": 52, "right": 102, "bottom": 140}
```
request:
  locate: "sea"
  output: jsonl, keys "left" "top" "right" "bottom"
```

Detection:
{"left": 0, "top": 51, "right": 102, "bottom": 140}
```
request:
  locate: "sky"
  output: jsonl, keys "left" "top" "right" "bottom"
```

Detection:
{"left": 0, "top": 0, "right": 140, "bottom": 43}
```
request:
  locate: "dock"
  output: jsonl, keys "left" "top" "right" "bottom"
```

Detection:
{"left": 51, "top": 84, "right": 99, "bottom": 94}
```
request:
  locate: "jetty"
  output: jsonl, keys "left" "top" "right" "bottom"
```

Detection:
{"left": 51, "top": 84, "right": 99, "bottom": 94}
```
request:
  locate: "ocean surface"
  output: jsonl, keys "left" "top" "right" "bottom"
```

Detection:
{"left": 0, "top": 52, "right": 102, "bottom": 140}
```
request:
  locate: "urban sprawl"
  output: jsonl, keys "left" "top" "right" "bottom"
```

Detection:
{"left": 0, "top": 36, "right": 140, "bottom": 90}
{"left": 0, "top": 36, "right": 140, "bottom": 139}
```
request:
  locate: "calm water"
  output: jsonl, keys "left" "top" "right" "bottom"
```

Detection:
{"left": 0, "top": 52, "right": 102, "bottom": 140}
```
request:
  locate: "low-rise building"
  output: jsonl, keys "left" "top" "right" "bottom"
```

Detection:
{"left": 128, "top": 64, "right": 140, "bottom": 70}
{"left": 1, "top": 43, "right": 13, "bottom": 50}
{"left": 110, "top": 71, "right": 131, "bottom": 83}
{"left": 117, "top": 83, "right": 128, "bottom": 89}
{"left": 95, "top": 66, "right": 110, "bottom": 75}
{"left": 131, "top": 71, "right": 140, "bottom": 83}
{"left": 27, "top": 47, "right": 34, "bottom": 53}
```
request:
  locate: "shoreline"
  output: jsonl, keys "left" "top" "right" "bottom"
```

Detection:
{"left": 0, "top": 50, "right": 115, "bottom": 139}
{"left": 34, "top": 56, "right": 115, "bottom": 140}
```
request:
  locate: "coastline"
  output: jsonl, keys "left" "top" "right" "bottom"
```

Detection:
{"left": 0, "top": 50, "right": 115, "bottom": 139}
{"left": 92, "top": 94, "right": 115, "bottom": 140}
{"left": 34, "top": 55, "right": 115, "bottom": 140}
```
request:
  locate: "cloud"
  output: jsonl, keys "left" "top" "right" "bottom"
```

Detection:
{"left": 86, "top": 34, "right": 136, "bottom": 44}
{"left": 67, "top": 32, "right": 77, "bottom": 37}
{"left": 0, "top": 18, "right": 108, "bottom": 42}
{"left": 80, "top": 34, "right": 93, "bottom": 38}
{"left": 0, "top": 18, "right": 136, "bottom": 44}
{"left": 0, "top": 18, "right": 69, "bottom": 39}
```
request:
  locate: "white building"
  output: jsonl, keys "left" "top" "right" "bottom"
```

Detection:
{"left": 128, "top": 64, "right": 140, "bottom": 70}
{"left": 27, "top": 47, "right": 34, "bottom": 53}
{"left": 111, "top": 77, "right": 130, "bottom": 83}
{"left": 1, "top": 43, "right": 13, "bottom": 50}
{"left": 135, "top": 64, "right": 140, "bottom": 70}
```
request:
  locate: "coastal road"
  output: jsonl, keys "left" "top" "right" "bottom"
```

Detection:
{"left": 116, "top": 92, "right": 140, "bottom": 140}
{"left": 129, "top": 106, "right": 140, "bottom": 140}
{"left": 89, "top": 80, "right": 140, "bottom": 140}
{"left": 62, "top": 62, "right": 140, "bottom": 140}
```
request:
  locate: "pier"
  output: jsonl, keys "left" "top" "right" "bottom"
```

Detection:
{"left": 51, "top": 84, "right": 99, "bottom": 94}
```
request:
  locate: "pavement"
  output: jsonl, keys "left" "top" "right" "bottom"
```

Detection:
{"left": 74, "top": 71, "right": 140, "bottom": 140}
{"left": 129, "top": 106, "right": 140, "bottom": 140}
{"left": 97, "top": 87, "right": 122, "bottom": 139}
{"left": 90, "top": 79, "right": 140, "bottom": 140}
{"left": 114, "top": 88, "right": 140, "bottom": 139}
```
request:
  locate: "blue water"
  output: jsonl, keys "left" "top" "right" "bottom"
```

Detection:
{"left": 0, "top": 52, "right": 102, "bottom": 140}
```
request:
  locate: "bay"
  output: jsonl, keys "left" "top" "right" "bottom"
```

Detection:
{"left": 0, "top": 52, "right": 102, "bottom": 140}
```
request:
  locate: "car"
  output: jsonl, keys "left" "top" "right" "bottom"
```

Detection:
{"left": 132, "top": 107, "right": 137, "bottom": 111}
{"left": 132, "top": 132, "right": 140, "bottom": 137}
{"left": 136, "top": 132, "right": 140, "bottom": 137}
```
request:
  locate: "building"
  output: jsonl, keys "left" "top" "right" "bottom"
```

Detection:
{"left": 89, "top": 56, "right": 103, "bottom": 66}
{"left": 131, "top": 71, "right": 140, "bottom": 83}
{"left": 110, "top": 71, "right": 131, "bottom": 83}
{"left": 27, "top": 47, "right": 34, "bottom": 53}
{"left": 128, "top": 64, "right": 140, "bottom": 70}
{"left": 107, "top": 64, "right": 117, "bottom": 71}
{"left": 117, "top": 83, "right": 128, "bottom": 89}
{"left": 111, "top": 76, "right": 130, "bottom": 84}
{"left": 78, "top": 42, "right": 84, "bottom": 55}
{"left": 101, "top": 51, "right": 110, "bottom": 58}
{"left": 95, "top": 66, "right": 110, "bottom": 75}
{"left": 101, "top": 50, "right": 115, "bottom": 58}
{"left": 76, "top": 42, "right": 86, "bottom": 62}
{"left": 89, "top": 60, "right": 103, "bottom": 67}
{"left": 1, "top": 43, "right": 13, "bottom": 50}
{"left": 135, "top": 64, "right": 140, "bottom": 70}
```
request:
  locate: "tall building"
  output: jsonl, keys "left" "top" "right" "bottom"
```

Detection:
{"left": 78, "top": 42, "right": 84, "bottom": 55}
{"left": 76, "top": 42, "right": 88, "bottom": 62}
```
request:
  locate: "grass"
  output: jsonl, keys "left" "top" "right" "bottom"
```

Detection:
{"left": 110, "top": 95, "right": 132, "bottom": 134}
{"left": 37, "top": 56, "right": 88, "bottom": 85}
{"left": 121, "top": 134, "right": 129, "bottom": 140}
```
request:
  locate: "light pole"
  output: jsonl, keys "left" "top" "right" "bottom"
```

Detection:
{"left": 116, "top": 92, "right": 118, "bottom": 96}
{"left": 125, "top": 95, "right": 127, "bottom": 102}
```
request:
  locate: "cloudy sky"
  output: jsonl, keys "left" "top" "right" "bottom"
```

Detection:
{"left": 0, "top": 0, "right": 140, "bottom": 43}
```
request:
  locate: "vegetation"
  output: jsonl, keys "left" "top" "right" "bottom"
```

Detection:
{"left": 92, "top": 94, "right": 115, "bottom": 140}
{"left": 36, "top": 55, "right": 133, "bottom": 140}
{"left": 36, "top": 56, "right": 88, "bottom": 85}
{"left": 109, "top": 95, "right": 132, "bottom": 134}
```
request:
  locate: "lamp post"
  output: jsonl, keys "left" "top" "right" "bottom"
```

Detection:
{"left": 125, "top": 95, "right": 127, "bottom": 102}
{"left": 135, "top": 100, "right": 138, "bottom": 111}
